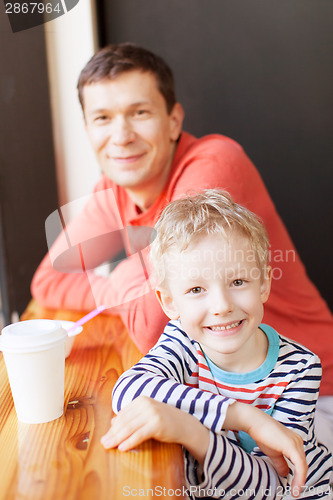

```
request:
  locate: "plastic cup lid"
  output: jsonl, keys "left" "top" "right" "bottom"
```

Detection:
{"left": 0, "top": 319, "right": 68, "bottom": 353}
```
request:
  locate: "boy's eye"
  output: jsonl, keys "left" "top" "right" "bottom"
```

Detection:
{"left": 233, "top": 279, "right": 245, "bottom": 287}
{"left": 189, "top": 287, "right": 203, "bottom": 294}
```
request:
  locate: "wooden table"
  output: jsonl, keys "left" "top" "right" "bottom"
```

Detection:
{"left": 0, "top": 301, "right": 185, "bottom": 500}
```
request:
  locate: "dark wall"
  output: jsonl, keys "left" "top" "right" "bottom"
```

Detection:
{"left": 0, "top": 5, "right": 58, "bottom": 323}
{"left": 98, "top": 0, "right": 333, "bottom": 309}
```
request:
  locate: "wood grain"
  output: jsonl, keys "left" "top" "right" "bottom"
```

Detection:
{"left": 0, "top": 301, "right": 185, "bottom": 499}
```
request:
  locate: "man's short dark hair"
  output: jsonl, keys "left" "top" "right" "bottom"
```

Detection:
{"left": 77, "top": 42, "right": 177, "bottom": 114}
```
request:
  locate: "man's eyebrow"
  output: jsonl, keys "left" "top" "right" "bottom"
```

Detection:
{"left": 86, "top": 108, "right": 109, "bottom": 116}
{"left": 128, "top": 100, "right": 154, "bottom": 107}
{"left": 87, "top": 101, "right": 154, "bottom": 115}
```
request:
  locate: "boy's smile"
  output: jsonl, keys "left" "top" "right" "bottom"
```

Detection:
{"left": 204, "top": 320, "right": 243, "bottom": 335}
{"left": 157, "top": 233, "right": 271, "bottom": 373}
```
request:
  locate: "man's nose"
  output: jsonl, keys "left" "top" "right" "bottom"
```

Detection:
{"left": 210, "top": 287, "right": 234, "bottom": 315}
{"left": 110, "top": 116, "right": 136, "bottom": 145}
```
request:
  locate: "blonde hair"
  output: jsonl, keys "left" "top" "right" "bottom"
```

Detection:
{"left": 150, "top": 189, "right": 269, "bottom": 287}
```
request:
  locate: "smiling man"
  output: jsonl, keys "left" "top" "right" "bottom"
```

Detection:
{"left": 31, "top": 43, "right": 333, "bottom": 453}
{"left": 83, "top": 70, "right": 183, "bottom": 210}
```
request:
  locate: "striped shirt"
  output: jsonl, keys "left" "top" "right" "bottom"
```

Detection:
{"left": 112, "top": 321, "right": 332, "bottom": 499}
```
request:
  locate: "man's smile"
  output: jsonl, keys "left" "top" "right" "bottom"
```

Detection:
{"left": 107, "top": 153, "right": 147, "bottom": 163}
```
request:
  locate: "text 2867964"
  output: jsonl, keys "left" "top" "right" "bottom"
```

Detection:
{"left": 5, "top": 3, "right": 61, "bottom": 14}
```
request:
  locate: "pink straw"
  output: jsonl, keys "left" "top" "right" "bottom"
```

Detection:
{"left": 66, "top": 305, "right": 106, "bottom": 332}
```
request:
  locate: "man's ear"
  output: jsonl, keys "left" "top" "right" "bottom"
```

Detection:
{"left": 260, "top": 266, "right": 272, "bottom": 304}
{"left": 169, "top": 102, "right": 184, "bottom": 142}
{"left": 156, "top": 289, "right": 180, "bottom": 320}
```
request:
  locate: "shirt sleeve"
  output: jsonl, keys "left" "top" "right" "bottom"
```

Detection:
{"left": 31, "top": 179, "right": 122, "bottom": 308}
{"left": 264, "top": 353, "right": 333, "bottom": 493}
{"left": 185, "top": 431, "right": 283, "bottom": 500}
{"left": 111, "top": 331, "right": 236, "bottom": 433}
{"left": 188, "top": 353, "right": 332, "bottom": 500}
{"left": 185, "top": 429, "right": 331, "bottom": 500}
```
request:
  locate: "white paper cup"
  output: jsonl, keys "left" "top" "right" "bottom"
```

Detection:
{"left": 0, "top": 319, "right": 67, "bottom": 424}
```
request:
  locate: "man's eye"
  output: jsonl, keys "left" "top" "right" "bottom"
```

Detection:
{"left": 135, "top": 109, "right": 149, "bottom": 117}
{"left": 189, "top": 287, "right": 203, "bottom": 294}
{"left": 233, "top": 279, "right": 245, "bottom": 287}
{"left": 94, "top": 115, "right": 108, "bottom": 123}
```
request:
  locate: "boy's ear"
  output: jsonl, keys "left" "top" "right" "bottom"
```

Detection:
{"left": 155, "top": 289, "right": 180, "bottom": 320}
{"left": 260, "top": 266, "right": 272, "bottom": 304}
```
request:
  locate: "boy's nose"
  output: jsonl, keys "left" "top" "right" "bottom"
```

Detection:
{"left": 110, "top": 117, "right": 136, "bottom": 146}
{"left": 210, "top": 288, "right": 234, "bottom": 315}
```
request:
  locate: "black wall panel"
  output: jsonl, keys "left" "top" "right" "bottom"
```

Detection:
{"left": 97, "top": 0, "right": 333, "bottom": 308}
{"left": 0, "top": 5, "right": 58, "bottom": 323}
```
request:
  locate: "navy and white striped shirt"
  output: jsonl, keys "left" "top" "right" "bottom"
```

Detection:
{"left": 112, "top": 321, "right": 332, "bottom": 499}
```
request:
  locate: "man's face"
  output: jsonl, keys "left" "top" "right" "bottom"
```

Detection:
{"left": 83, "top": 70, "right": 183, "bottom": 205}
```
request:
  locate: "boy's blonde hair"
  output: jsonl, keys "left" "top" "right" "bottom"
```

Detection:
{"left": 150, "top": 189, "right": 269, "bottom": 287}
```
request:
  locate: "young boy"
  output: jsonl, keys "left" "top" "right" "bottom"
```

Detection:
{"left": 101, "top": 190, "right": 332, "bottom": 499}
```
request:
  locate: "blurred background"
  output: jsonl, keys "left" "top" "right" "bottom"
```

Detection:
{"left": 1, "top": 0, "right": 332, "bottom": 326}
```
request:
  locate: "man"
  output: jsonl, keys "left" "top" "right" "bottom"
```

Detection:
{"left": 31, "top": 43, "right": 333, "bottom": 450}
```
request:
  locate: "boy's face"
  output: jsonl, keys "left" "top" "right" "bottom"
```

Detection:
{"left": 157, "top": 233, "right": 271, "bottom": 372}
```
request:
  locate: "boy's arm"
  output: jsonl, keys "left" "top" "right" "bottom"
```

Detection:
{"left": 111, "top": 333, "right": 309, "bottom": 486}
{"left": 102, "top": 396, "right": 210, "bottom": 465}
{"left": 223, "top": 402, "right": 306, "bottom": 493}
{"left": 111, "top": 332, "right": 235, "bottom": 433}
{"left": 192, "top": 405, "right": 330, "bottom": 500}
{"left": 257, "top": 353, "right": 333, "bottom": 493}
{"left": 102, "top": 396, "right": 307, "bottom": 497}
{"left": 220, "top": 352, "right": 332, "bottom": 497}
{"left": 186, "top": 431, "right": 287, "bottom": 499}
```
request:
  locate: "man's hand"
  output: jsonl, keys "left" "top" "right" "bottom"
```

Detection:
{"left": 101, "top": 395, "right": 210, "bottom": 464}
{"left": 224, "top": 402, "right": 308, "bottom": 497}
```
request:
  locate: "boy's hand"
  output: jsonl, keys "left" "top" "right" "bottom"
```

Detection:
{"left": 101, "top": 395, "right": 210, "bottom": 464}
{"left": 224, "top": 402, "right": 308, "bottom": 497}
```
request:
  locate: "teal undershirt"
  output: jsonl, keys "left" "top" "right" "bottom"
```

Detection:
{"left": 202, "top": 324, "right": 280, "bottom": 453}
